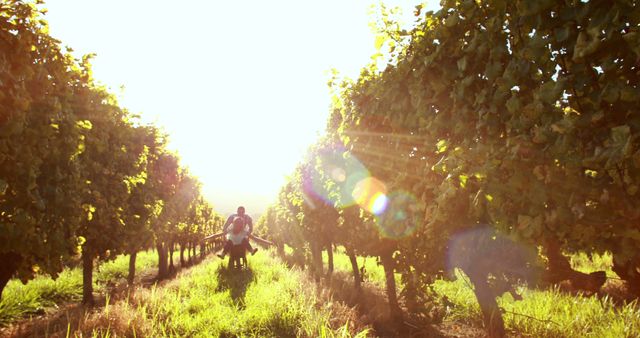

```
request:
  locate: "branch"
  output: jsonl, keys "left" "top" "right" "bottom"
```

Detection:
{"left": 501, "top": 308, "right": 559, "bottom": 326}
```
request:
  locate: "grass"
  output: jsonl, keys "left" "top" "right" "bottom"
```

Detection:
{"left": 432, "top": 270, "right": 640, "bottom": 337}
{"left": 570, "top": 251, "right": 617, "bottom": 278}
{"left": 63, "top": 249, "right": 371, "bottom": 337}
{"left": 325, "top": 248, "right": 640, "bottom": 337}
{"left": 95, "top": 250, "right": 159, "bottom": 284}
{"left": 0, "top": 250, "right": 158, "bottom": 327}
{"left": 4, "top": 246, "right": 639, "bottom": 337}
{"left": 322, "top": 249, "right": 393, "bottom": 288}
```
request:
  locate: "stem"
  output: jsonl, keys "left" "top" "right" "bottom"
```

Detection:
{"left": 157, "top": 242, "right": 167, "bottom": 279}
{"left": 128, "top": 251, "right": 137, "bottom": 286}
{"left": 380, "top": 250, "right": 402, "bottom": 321}
{"left": 464, "top": 269, "right": 505, "bottom": 338}
{"left": 346, "top": 247, "right": 362, "bottom": 289}
{"left": 0, "top": 252, "right": 21, "bottom": 301}
{"left": 180, "top": 244, "right": 185, "bottom": 266}
{"left": 169, "top": 242, "right": 175, "bottom": 271}
{"left": 82, "top": 248, "right": 94, "bottom": 305}
{"left": 326, "top": 242, "right": 334, "bottom": 276}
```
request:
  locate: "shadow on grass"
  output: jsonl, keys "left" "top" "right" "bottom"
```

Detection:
{"left": 218, "top": 315, "right": 299, "bottom": 338}
{"left": 1, "top": 253, "right": 216, "bottom": 337}
{"left": 320, "top": 271, "right": 444, "bottom": 338}
{"left": 215, "top": 266, "right": 256, "bottom": 310}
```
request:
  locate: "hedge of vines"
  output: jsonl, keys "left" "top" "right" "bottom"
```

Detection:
{"left": 0, "top": 0, "right": 223, "bottom": 305}
{"left": 257, "top": 1, "right": 640, "bottom": 336}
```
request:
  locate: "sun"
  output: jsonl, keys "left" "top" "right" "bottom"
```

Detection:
{"left": 43, "top": 0, "right": 432, "bottom": 214}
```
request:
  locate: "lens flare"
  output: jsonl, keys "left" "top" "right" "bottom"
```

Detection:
{"left": 370, "top": 192, "right": 389, "bottom": 215}
{"left": 330, "top": 167, "right": 347, "bottom": 182}
{"left": 306, "top": 144, "right": 371, "bottom": 208}
{"left": 447, "top": 226, "right": 540, "bottom": 284}
{"left": 352, "top": 177, "right": 388, "bottom": 214}
{"left": 374, "top": 191, "right": 420, "bottom": 239}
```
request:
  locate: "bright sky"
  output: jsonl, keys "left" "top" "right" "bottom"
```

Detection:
{"left": 44, "top": 0, "right": 437, "bottom": 215}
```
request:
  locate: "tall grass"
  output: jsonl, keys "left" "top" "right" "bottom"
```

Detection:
{"left": 570, "top": 251, "right": 617, "bottom": 278}
{"left": 322, "top": 249, "right": 391, "bottom": 288}
{"left": 95, "top": 250, "right": 158, "bottom": 284}
{"left": 432, "top": 270, "right": 640, "bottom": 337}
{"left": 5, "top": 246, "right": 638, "bottom": 337}
{"left": 326, "top": 248, "right": 640, "bottom": 337}
{"left": 0, "top": 250, "right": 158, "bottom": 327}
{"left": 71, "top": 250, "right": 371, "bottom": 337}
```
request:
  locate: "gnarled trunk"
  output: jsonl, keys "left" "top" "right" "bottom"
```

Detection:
{"left": 464, "top": 268, "right": 505, "bottom": 338}
{"left": 0, "top": 252, "right": 21, "bottom": 301}
{"left": 326, "top": 242, "right": 334, "bottom": 277}
{"left": 82, "top": 248, "right": 95, "bottom": 305}
{"left": 310, "top": 241, "right": 323, "bottom": 282}
{"left": 180, "top": 243, "right": 186, "bottom": 266}
{"left": 128, "top": 251, "right": 137, "bottom": 286}
{"left": 612, "top": 255, "right": 640, "bottom": 296}
{"left": 169, "top": 242, "right": 175, "bottom": 272}
{"left": 346, "top": 247, "right": 362, "bottom": 290}
{"left": 544, "top": 239, "right": 606, "bottom": 293}
{"left": 380, "top": 251, "right": 402, "bottom": 321}
{"left": 157, "top": 242, "right": 168, "bottom": 279}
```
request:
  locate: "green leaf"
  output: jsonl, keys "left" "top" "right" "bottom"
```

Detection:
{"left": 555, "top": 26, "right": 570, "bottom": 42}
{"left": 611, "top": 125, "right": 630, "bottom": 144}
{"left": 457, "top": 56, "right": 468, "bottom": 72}
{"left": 537, "top": 80, "right": 561, "bottom": 104}
{"left": 506, "top": 95, "right": 521, "bottom": 114}
{"left": 0, "top": 179, "right": 7, "bottom": 195}
{"left": 620, "top": 87, "right": 640, "bottom": 102}
{"left": 445, "top": 14, "right": 459, "bottom": 27}
{"left": 76, "top": 120, "right": 93, "bottom": 130}
{"left": 601, "top": 84, "right": 620, "bottom": 103}
{"left": 374, "top": 35, "right": 386, "bottom": 50}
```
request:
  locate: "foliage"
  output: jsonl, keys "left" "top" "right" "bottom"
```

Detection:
{"left": 0, "top": 0, "right": 86, "bottom": 288}
{"left": 264, "top": 0, "right": 640, "bottom": 335}
{"left": 0, "top": 0, "right": 220, "bottom": 302}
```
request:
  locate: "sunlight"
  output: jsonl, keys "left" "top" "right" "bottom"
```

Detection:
{"left": 43, "top": 0, "right": 428, "bottom": 214}
{"left": 352, "top": 177, "right": 388, "bottom": 215}
{"left": 373, "top": 191, "right": 421, "bottom": 239}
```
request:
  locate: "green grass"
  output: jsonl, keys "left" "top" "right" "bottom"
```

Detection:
{"left": 322, "top": 249, "right": 391, "bottom": 288}
{"left": 432, "top": 269, "right": 640, "bottom": 337}
{"left": 326, "top": 248, "right": 640, "bottom": 337}
{"left": 570, "top": 251, "right": 617, "bottom": 278}
{"left": 82, "top": 250, "right": 371, "bottom": 337}
{"left": 6, "top": 246, "right": 638, "bottom": 337}
{"left": 95, "top": 250, "right": 159, "bottom": 284}
{"left": 0, "top": 268, "right": 83, "bottom": 326}
{"left": 282, "top": 245, "right": 391, "bottom": 286}
{"left": 0, "top": 250, "right": 158, "bottom": 326}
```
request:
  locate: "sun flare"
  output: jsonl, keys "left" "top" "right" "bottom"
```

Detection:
{"left": 44, "top": 0, "right": 427, "bottom": 214}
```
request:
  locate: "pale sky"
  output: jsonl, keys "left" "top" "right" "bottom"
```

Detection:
{"left": 44, "top": 0, "right": 437, "bottom": 215}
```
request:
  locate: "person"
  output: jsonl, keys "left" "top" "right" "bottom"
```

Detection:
{"left": 217, "top": 209, "right": 257, "bottom": 259}
{"left": 222, "top": 206, "right": 253, "bottom": 234}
